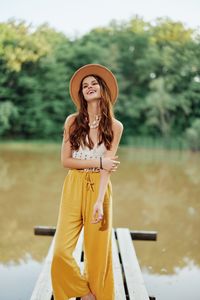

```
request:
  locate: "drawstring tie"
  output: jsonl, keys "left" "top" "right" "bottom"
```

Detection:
{"left": 85, "top": 172, "right": 95, "bottom": 192}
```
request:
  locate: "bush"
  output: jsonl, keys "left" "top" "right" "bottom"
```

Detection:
{"left": 185, "top": 119, "right": 200, "bottom": 151}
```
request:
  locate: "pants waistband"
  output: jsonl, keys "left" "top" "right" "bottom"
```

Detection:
{"left": 69, "top": 168, "right": 100, "bottom": 173}
{"left": 68, "top": 168, "right": 99, "bottom": 192}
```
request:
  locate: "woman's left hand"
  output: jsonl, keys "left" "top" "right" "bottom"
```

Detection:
{"left": 91, "top": 201, "right": 104, "bottom": 224}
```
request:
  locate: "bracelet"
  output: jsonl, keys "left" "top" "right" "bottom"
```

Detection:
{"left": 100, "top": 157, "right": 103, "bottom": 169}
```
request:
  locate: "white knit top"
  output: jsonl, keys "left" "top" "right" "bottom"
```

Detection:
{"left": 72, "top": 136, "right": 107, "bottom": 171}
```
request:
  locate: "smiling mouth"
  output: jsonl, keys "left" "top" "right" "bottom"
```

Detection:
{"left": 87, "top": 90, "right": 96, "bottom": 95}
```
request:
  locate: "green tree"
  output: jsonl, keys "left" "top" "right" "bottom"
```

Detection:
{"left": 0, "top": 17, "right": 200, "bottom": 147}
{"left": 145, "top": 77, "right": 176, "bottom": 136}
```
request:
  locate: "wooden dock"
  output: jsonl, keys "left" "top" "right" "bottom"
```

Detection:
{"left": 31, "top": 226, "right": 157, "bottom": 300}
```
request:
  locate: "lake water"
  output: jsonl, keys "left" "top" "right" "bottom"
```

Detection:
{"left": 0, "top": 142, "right": 200, "bottom": 300}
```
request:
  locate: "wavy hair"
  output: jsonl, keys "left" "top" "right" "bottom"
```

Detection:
{"left": 65, "top": 74, "right": 115, "bottom": 151}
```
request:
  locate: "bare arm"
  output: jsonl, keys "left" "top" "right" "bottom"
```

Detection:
{"left": 97, "top": 119, "right": 124, "bottom": 203}
{"left": 91, "top": 119, "right": 124, "bottom": 224}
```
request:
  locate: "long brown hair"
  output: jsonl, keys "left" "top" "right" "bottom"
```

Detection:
{"left": 65, "top": 74, "right": 115, "bottom": 151}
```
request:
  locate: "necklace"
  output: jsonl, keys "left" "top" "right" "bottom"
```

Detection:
{"left": 88, "top": 114, "right": 101, "bottom": 129}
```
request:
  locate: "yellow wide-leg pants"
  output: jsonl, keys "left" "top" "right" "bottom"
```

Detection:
{"left": 51, "top": 169, "right": 114, "bottom": 300}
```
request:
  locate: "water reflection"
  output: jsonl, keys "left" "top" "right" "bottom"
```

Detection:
{"left": 118, "top": 148, "right": 200, "bottom": 275}
{"left": 0, "top": 143, "right": 200, "bottom": 299}
{"left": 143, "top": 260, "right": 200, "bottom": 300}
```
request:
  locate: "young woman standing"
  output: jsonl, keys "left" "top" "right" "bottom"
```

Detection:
{"left": 51, "top": 64, "right": 124, "bottom": 300}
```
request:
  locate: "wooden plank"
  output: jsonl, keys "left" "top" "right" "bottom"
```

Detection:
{"left": 34, "top": 226, "right": 157, "bottom": 241}
{"left": 31, "top": 227, "right": 153, "bottom": 300}
{"left": 34, "top": 226, "right": 56, "bottom": 236}
{"left": 130, "top": 230, "right": 157, "bottom": 241}
{"left": 112, "top": 229, "right": 127, "bottom": 300}
{"left": 30, "top": 237, "right": 55, "bottom": 300}
{"left": 116, "top": 228, "right": 149, "bottom": 300}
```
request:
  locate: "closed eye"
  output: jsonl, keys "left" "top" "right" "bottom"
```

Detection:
{"left": 82, "top": 81, "right": 98, "bottom": 88}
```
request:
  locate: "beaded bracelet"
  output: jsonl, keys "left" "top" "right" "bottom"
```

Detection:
{"left": 100, "top": 157, "right": 103, "bottom": 169}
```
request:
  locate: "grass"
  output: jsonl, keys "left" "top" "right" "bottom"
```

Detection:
{"left": 0, "top": 136, "right": 190, "bottom": 151}
{"left": 0, "top": 139, "right": 60, "bottom": 152}
{"left": 123, "top": 135, "right": 189, "bottom": 150}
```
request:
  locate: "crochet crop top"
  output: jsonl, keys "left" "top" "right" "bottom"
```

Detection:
{"left": 71, "top": 136, "right": 107, "bottom": 171}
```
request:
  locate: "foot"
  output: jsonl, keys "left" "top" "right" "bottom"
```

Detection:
{"left": 81, "top": 291, "right": 96, "bottom": 300}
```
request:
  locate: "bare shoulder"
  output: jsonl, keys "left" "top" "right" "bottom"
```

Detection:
{"left": 112, "top": 118, "right": 124, "bottom": 133}
{"left": 64, "top": 112, "right": 78, "bottom": 128}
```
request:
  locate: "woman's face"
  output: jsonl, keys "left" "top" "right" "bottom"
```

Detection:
{"left": 81, "top": 75, "right": 101, "bottom": 102}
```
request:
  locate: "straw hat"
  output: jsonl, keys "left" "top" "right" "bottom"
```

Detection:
{"left": 69, "top": 64, "right": 118, "bottom": 107}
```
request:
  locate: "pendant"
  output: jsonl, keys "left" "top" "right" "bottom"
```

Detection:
{"left": 88, "top": 115, "right": 101, "bottom": 128}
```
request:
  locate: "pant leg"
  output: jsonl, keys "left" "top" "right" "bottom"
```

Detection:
{"left": 82, "top": 172, "right": 115, "bottom": 300}
{"left": 51, "top": 171, "right": 91, "bottom": 300}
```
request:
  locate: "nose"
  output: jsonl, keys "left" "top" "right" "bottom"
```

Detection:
{"left": 86, "top": 85, "right": 95, "bottom": 94}
{"left": 87, "top": 84, "right": 93, "bottom": 90}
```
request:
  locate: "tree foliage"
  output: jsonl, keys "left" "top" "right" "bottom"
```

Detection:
{"left": 0, "top": 17, "right": 200, "bottom": 146}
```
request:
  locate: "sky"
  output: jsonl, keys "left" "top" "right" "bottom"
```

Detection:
{"left": 1, "top": 0, "right": 200, "bottom": 38}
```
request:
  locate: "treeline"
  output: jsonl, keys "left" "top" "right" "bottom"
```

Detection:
{"left": 0, "top": 17, "right": 200, "bottom": 149}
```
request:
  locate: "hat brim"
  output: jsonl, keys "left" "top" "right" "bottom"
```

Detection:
{"left": 69, "top": 64, "right": 118, "bottom": 107}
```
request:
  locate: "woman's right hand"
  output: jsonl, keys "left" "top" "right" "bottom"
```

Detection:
{"left": 102, "top": 156, "right": 120, "bottom": 172}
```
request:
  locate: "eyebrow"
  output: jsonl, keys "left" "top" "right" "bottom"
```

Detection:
{"left": 82, "top": 79, "right": 98, "bottom": 85}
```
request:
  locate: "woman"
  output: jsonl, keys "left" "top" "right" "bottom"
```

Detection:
{"left": 51, "top": 64, "right": 124, "bottom": 300}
